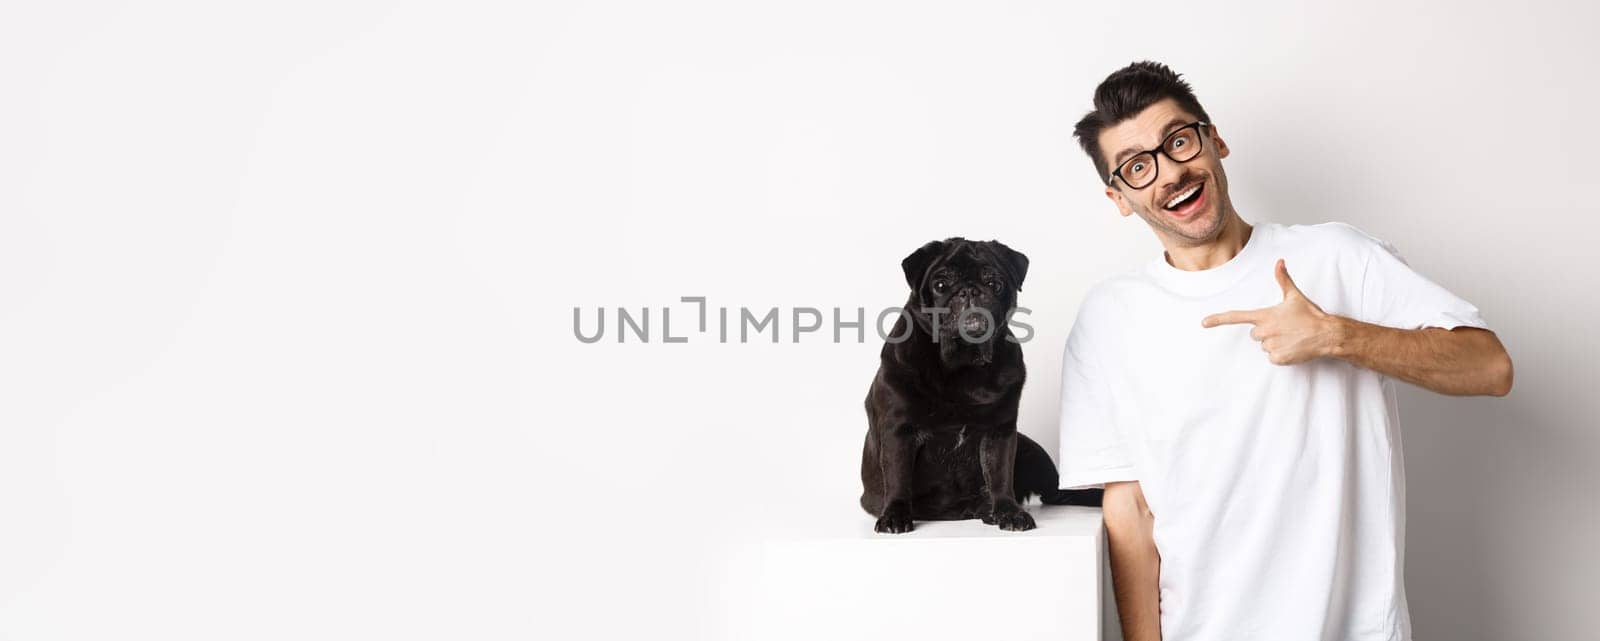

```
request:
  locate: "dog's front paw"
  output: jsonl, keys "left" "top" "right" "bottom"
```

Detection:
{"left": 988, "top": 507, "right": 1036, "bottom": 532}
{"left": 874, "top": 506, "right": 914, "bottom": 534}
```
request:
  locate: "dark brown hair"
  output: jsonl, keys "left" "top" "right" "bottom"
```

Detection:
{"left": 1072, "top": 61, "right": 1213, "bottom": 185}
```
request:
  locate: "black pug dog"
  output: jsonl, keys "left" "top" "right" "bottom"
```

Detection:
{"left": 860, "top": 238, "right": 1103, "bottom": 533}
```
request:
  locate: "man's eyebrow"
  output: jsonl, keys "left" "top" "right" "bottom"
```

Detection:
{"left": 1110, "top": 117, "right": 1192, "bottom": 168}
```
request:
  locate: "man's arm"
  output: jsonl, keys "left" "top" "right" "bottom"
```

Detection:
{"left": 1202, "top": 259, "right": 1514, "bottom": 397}
{"left": 1327, "top": 319, "right": 1512, "bottom": 396}
{"left": 1103, "top": 480, "right": 1162, "bottom": 641}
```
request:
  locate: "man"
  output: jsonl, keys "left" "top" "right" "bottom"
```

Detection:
{"left": 1057, "top": 61, "right": 1513, "bottom": 641}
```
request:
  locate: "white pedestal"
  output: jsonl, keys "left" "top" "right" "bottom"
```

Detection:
{"left": 720, "top": 504, "right": 1117, "bottom": 641}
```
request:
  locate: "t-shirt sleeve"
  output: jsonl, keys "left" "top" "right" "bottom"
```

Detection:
{"left": 1357, "top": 232, "right": 1490, "bottom": 331}
{"left": 1057, "top": 303, "right": 1138, "bottom": 490}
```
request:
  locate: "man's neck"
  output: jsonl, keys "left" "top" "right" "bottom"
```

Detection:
{"left": 1162, "top": 214, "right": 1253, "bottom": 272}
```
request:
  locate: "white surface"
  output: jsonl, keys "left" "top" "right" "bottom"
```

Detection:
{"left": 0, "top": 2, "right": 1595, "bottom": 641}
{"left": 790, "top": 502, "right": 1104, "bottom": 540}
{"left": 721, "top": 505, "right": 1106, "bottom": 641}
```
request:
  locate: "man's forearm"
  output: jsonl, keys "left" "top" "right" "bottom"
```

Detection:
{"left": 1325, "top": 318, "right": 1513, "bottom": 396}
{"left": 1103, "top": 481, "right": 1162, "bottom": 641}
{"left": 1202, "top": 259, "right": 1514, "bottom": 397}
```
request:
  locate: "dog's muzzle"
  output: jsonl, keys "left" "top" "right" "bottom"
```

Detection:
{"left": 960, "top": 312, "right": 989, "bottom": 336}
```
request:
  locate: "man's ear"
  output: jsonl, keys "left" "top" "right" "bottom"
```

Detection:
{"left": 1105, "top": 185, "right": 1135, "bottom": 218}
{"left": 901, "top": 240, "right": 947, "bottom": 291}
{"left": 1210, "top": 124, "right": 1229, "bottom": 159}
{"left": 984, "top": 241, "right": 1029, "bottom": 292}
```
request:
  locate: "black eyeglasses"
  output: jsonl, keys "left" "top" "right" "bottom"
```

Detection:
{"left": 1108, "top": 121, "right": 1210, "bottom": 190}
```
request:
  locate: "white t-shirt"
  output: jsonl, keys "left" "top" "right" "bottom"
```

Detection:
{"left": 1057, "top": 221, "right": 1488, "bottom": 641}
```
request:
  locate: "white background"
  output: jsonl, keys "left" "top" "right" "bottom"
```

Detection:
{"left": 2, "top": 1, "right": 1596, "bottom": 639}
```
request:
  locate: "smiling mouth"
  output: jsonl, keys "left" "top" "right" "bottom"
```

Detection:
{"left": 1163, "top": 181, "right": 1203, "bottom": 210}
{"left": 1158, "top": 177, "right": 1203, "bottom": 220}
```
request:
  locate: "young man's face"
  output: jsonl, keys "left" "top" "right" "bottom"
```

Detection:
{"left": 1099, "top": 97, "right": 1233, "bottom": 246}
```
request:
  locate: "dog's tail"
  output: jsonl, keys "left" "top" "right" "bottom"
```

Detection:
{"left": 1038, "top": 487, "right": 1104, "bottom": 507}
{"left": 1014, "top": 433, "right": 1104, "bottom": 508}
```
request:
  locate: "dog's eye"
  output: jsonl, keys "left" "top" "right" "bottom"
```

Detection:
{"left": 932, "top": 280, "right": 948, "bottom": 293}
{"left": 985, "top": 278, "right": 1001, "bottom": 290}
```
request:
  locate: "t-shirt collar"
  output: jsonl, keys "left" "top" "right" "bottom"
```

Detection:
{"left": 1144, "top": 222, "right": 1275, "bottom": 298}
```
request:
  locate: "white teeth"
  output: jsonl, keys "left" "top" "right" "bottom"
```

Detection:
{"left": 1165, "top": 183, "right": 1201, "bottom": 209}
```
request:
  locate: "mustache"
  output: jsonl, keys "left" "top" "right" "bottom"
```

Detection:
{"left": 1157, "top": 172, "right": 1207, "bottom": 204}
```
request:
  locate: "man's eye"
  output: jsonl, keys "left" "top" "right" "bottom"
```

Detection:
{"left": 1130, "top": 162, "right": 1146, "bottom": 173}
{"left": 1171, "top": 137, "right": 1187, "bottom": 149}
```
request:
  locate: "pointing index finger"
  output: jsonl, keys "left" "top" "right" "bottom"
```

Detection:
{"left": 1202, "top": 308, "right": 1265, "bottom": 328}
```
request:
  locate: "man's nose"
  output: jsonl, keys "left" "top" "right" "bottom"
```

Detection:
{"left": 1153, "top": 151, "right": 1185, "bottom": 194}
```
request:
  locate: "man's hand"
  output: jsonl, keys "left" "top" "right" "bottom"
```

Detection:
{"left": 1201, "top": 259, "right": 1337, "bottom": 365}
{"left": 1198, "top": 257, "right": 1513, "bottom": 396}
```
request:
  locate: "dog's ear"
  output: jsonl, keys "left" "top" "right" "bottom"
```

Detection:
{"left": 985, "top": 241, "right": 1029, "bottom": 291}
{"left": 901, "top": 240, "right": 948, "bottom": 291}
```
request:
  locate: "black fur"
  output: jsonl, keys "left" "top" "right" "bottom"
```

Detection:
{"left": 860, "top": 238, "right": 1103, "bottom": 534}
